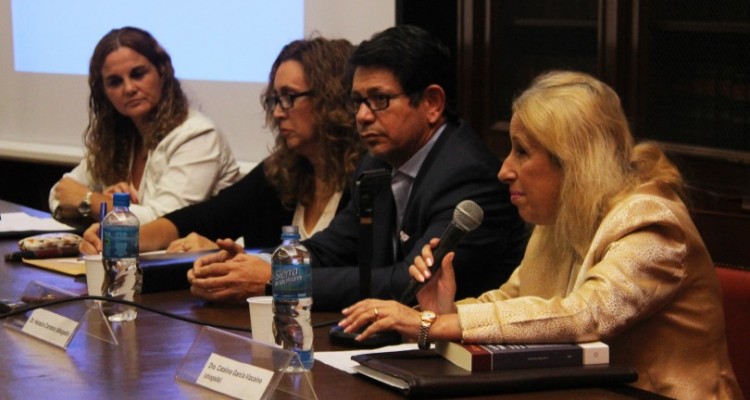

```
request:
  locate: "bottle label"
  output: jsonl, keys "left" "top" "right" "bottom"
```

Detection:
{"left": 272, "top": 263, "right": 312, "bottom": 299}
{"left": 103, "top": 225, "right": 139, "bottom": 259}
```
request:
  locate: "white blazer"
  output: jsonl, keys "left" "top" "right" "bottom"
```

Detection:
{"left": 49, "top": 109, "right": 241, "bottom": 224}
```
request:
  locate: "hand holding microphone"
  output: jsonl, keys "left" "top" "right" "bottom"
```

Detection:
{"left": 400, "top": 200, "right": 483, "bottom": 304}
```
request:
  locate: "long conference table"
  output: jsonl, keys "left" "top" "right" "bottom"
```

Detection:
{"left": 0, "top": 199, "right": 665, "bottom": 400}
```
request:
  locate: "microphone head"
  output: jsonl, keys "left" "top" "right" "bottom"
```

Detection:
{"left": 453, "top": 200, "right": 483, "bottom": 232}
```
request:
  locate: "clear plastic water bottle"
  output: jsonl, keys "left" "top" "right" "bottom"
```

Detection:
{"left": 271, "top": 225, "right": 314, "bottom": 370}
{"left": 101, "top": 192, "right": 142, "bottom": 322}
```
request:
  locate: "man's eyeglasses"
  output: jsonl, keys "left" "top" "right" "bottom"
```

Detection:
{"left": 345, "top": 93, "right": 407, "bottom": 114}
{"left": 263, "top": 91, "right": 314, "bottom": 111}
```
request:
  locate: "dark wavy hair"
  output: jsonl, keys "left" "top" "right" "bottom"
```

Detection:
{"left": 261, "top": 37, "right": 365, "bottom": 207}
{"left": 348, "top": 25, "right": 459, "bottom": 124}
{"left": 85, "top": 26, "right": 188, "bottom": 185}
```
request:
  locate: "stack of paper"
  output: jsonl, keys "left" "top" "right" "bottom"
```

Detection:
{"left": 0, "top": 212, "right": 75, "bottom": 234}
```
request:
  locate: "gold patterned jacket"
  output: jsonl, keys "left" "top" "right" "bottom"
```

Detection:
{"left": 456, "top": 182, "right": 743, "bottom": 400}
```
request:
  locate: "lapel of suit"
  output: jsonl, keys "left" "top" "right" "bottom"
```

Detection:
{"left": 398, "top": 122, "right": 456, "bottom": 259}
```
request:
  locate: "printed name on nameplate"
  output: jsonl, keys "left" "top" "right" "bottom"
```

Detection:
{"left": 21, "top": 308, "right": 79, "bottom": 348}
{"left": 197, "top": 353, "right": 275, "bottom": 400}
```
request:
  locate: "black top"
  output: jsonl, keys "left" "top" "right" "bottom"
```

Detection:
{"left": 164, "top": 162, "right": 351, "bottom": 251}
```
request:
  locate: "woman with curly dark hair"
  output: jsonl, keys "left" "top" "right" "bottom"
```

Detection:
{"left": 50, "top": 26, "right": 240, "bottom": 224}
{"left": 260, "top": 38, "right": 364, "bottom": 238}
{"left": 81, "top": 37, "right": 365, "bottom": 254}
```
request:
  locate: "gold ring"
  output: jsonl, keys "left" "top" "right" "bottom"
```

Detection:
{"left": 373, "top": 307, "right": 379, "bottom": 319}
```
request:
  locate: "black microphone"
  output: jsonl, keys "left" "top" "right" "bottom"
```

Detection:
{"left": 399, "top": 200, "right": 484, "bottom": 304}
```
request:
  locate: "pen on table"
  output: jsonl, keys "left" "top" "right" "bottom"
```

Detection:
{"left": 4, "top": 246, "right": 81, "bottom": 262}
{"left": 99, "top": 202, "right": 107, "bottom": 240}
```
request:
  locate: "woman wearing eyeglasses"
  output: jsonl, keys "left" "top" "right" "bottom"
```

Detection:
{"left": 80, "top": 37, "right": 365, "bottom": 254}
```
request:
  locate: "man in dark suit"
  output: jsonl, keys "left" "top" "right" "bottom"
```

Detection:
{"left": 189, "top": 25, "right": 527, "bottom": 311}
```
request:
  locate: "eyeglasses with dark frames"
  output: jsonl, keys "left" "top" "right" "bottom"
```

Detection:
{"left": 263, "top": 91, "right": 314, "bottom": 111}
{"left": 345, "top": 92, "right": 407, "bottom": 114}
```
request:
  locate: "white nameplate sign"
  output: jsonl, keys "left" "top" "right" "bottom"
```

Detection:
{"left": 196, "top": 352, "right": 274, "bottom": 400}
{"left": 21, "top": 308, "right": 79, "bottom": 348}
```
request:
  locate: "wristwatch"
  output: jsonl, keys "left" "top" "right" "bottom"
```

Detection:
{"left": 417, "top": 310, "right": 437, "bottom": 350}
{"left": 78, "top": 191, "right": 93, "bottom": 218}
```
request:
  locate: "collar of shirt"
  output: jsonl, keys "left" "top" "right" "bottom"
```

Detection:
{"left": 391, "top": 123, "right": 447, "bottom": 226}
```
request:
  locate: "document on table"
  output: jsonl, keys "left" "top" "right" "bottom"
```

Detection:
{"left": 316, "top": 343, "right": 418, "bottom": 374}
{"left": 23, "top": 257, "right": 85, "bottom": 276}
{"left": 0, "top": 212, "right": 75, "bottom": 234}
{"left": 20, "top": 250, "right": 170, "bottom": 277}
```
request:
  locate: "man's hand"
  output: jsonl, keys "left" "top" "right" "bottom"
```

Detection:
{"left": 187, "top": 239, "right": 271, "bottom": 303}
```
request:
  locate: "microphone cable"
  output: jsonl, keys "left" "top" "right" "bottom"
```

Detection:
{"left": 0, "top": 295, "right": 340, "bottom": 331}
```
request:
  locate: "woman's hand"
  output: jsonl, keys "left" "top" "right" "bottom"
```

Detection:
{"left": 80, "top": 223, "right": 102, "bottom": 254}
{"left": 166, "top": 232, "right": 219, "bottom": 253}
{"left": 339, "top": 299, "right": 422, "bottom": 341}
{"left": 339, "top": 298, "right": 464, "bottom": 344}
{"left": 53, "top": 177, "right": 90, "bottom": 214}
{"left": 104, "top": 181, "right": 139, "bottom": 204}
{"left": 410, "top": 238, "right": 458, "bottom": 315}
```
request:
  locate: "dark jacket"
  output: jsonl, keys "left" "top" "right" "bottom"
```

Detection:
{"left": 306, "top": 121, "right": 528, "bottom": 310}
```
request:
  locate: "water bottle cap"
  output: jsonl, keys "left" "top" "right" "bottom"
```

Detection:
{"left": 282, "top": 225, "right": 299, "bottom": 234}
{"left": 280, "top": 225, "right": 300, "bottom": 239}
{"left": 113, "top": 192, "right": 130, "bottom": 207}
